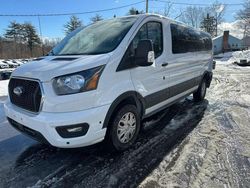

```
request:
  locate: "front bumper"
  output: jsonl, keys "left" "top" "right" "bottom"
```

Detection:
{"left": 4, "top": 101, "right": 110, "bottom": 148}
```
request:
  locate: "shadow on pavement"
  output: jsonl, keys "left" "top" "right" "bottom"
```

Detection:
{"left": 0, "top": 98, "right": 208, "bottom": 188}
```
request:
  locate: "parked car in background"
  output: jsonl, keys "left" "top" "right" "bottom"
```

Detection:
{"left": 5, "top": 14, "right": 213, "bottom": 151}
{"left": 0, "top": 70, "right": 12, "bottom": 80}
{"left": 3, "top": 60, "right": 18, "bottom": 68}
{"left": 22, "top": 59, "right": 29, "bottom": 63}
{"left": 0, "top": 60, "right": 9, "bottom": 69}
{"left": 12, "top": 60, "right": 24, "bottom": 66}
{"left": 234, "top": 58, "right": 250, "bottom": 66}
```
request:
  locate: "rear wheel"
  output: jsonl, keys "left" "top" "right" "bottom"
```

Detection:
{"left": 105, "top": 104, "right": 140, "bottom": 151}
{"left": 193, "top": 79, "right": 207, "bottom": 101}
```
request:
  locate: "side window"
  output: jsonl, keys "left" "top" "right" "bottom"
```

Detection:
{"left": 147, "top": 22, "right": 163, "bottom": 57}
{"left": 171, "top": 23, "right": 212, "bottom": 53}
{"left": 132, "top": 24, "right": 147, "bottom": 56}
{"left": 117, "top": 21, "right": 163, "bottom": 71}
{"left": 171, "top": 24, "right": 187, "bottom": 53}
{"left": 132, "top": 22, "right": 163, "bottom": 58}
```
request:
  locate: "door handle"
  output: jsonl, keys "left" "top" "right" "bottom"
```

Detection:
{"left": 162, "top": 62, "right": 168, "bottom": 67}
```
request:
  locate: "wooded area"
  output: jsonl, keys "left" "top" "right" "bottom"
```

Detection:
{"left": 0, "top": 37, "right": 56, "bottom": 59}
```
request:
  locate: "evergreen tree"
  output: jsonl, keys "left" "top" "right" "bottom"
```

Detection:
{"left": 4, "top": 21, "right": 22, "bottom": 58}
{"left": 90, "top": 14, "right": 103, "bottom": 23}
{"left": 200, "top": 14, "right": 216, "bottom": 36}
{"left": 4, "top": 21, "right": 22, "bottom": 41}
{"left": 127, "top": 7, "right": 144, "bottom": 15}
{"left": 64, "top": 15, "right": 83, "bottom": 35}
{"left": 22, "top": 23, "right": 41, "bottom": 56}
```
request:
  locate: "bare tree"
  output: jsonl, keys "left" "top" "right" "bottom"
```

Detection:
{"left": 156, "top": 2, "right": 173, "bottom": 17}
{"left": 204, "top": 1, "right": 226, "bottom": 36}
{"left": 237, "top": 0, "right": 250, "bottom": 23}
{"left": 164, "top": 2, "right": 173, "bottom": 17}
{"left": 180, "top": 6, "right": 204, "bottom": 28}
{"left": 236, "top": 0, "right": 250, "bottom": 37}
{"left": 210, "top": 1, "right": 226, "bottom": 24}
{"left": 154, "top": 2, "right": 183, "bottom": 20}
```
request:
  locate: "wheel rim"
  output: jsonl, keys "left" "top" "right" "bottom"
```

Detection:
{"left": 117, "top": 112, "right": 137, "bottom": 143}
{"left": 201, "top": 81, "right": 206, "bottom": 97}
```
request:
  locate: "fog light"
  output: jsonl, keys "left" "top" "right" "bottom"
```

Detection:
{"left": 56, "top": 123, "right": 89, "bottom": 138}
{"left": 67, "top": 127, "right": 83, "bottom": 133}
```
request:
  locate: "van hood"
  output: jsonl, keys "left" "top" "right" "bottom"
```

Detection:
{"left": 11, "top": 54, "right": 111, "bottom": 82}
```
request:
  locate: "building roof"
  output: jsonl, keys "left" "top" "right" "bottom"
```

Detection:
{"left": 213, "top": 34, "right": 242, "bottom": 41}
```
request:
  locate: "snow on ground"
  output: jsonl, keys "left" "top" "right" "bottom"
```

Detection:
{"left": 215, "top": 49, "right": 250, "bottom": 66}
{"left": 0, "top": 80, "right": 9, "bottom": 123}
{"left": 0, "top": 52, "right": 250, "bottom": 187}
{"left": 0, "top": 80, "right": 19, "bottom": 142}
{"left": 0, "top": 80, "right": 9, "bottom": 99}
{"left": 140, "top": 62, "right": 250, "bottom": 188}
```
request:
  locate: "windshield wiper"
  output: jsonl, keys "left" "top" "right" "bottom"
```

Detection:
{"left": 47, "top": 50, "right": 55, "bottom": 56}
{"left": 57, "top": 53, "right": 83, "bottom": 56}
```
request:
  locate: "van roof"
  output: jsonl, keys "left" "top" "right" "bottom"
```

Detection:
{"left": 124, "top": 13, "right": 171, "bottom": 20}
{"left": 122, "top": 13, "right": 190, "bottom": 27}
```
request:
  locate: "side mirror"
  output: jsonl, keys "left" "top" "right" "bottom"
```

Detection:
{"left": 135, "top": 40, "right": 155, "bottom": 67}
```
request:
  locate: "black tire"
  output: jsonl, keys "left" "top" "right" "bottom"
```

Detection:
{"left": 105, "top": 104, "right": 140, "bottom": 151}
{"left": 193, "top": 79, "right": 207, "bottom": 101}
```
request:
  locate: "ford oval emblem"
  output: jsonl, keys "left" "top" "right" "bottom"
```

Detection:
{"left": 13, "top": 86, "right": 24, "bottom": 96}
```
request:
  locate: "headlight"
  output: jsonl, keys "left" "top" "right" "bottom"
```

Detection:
{"left": 53, "top": 65, "right": 105, "bottom": 95}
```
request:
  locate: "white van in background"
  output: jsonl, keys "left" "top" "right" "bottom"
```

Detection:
{"left": 5, "top": 14, "right": 213, "bottom": 151}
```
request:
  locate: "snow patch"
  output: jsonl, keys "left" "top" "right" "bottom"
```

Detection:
{"left": 0, "top": 80, "right": 9, "bottom": 98}
{"left": 215, "top": 50, "right": 250, "bottom": 67}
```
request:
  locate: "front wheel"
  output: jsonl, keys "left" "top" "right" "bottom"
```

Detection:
{"left": 105, "top": 104, "right": 140, "bottom": 151}
{"left": 193, "top": 79, "right": 207, "bottom": 101}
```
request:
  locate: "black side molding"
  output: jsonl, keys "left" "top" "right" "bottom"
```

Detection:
{"left": 145, "top": 76, "right": 201, "bottom": 109}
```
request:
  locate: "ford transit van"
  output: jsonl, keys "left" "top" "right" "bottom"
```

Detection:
{"left": 5, "top": 14, "right": 213, "bottom": 151}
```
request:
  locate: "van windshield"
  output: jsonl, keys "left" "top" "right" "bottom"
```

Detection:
{"left": 50, "top": 16, "right": 138, "bottom": 56}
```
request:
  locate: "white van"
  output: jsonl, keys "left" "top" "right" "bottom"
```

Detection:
{"left": 4, "top": 14, "right": 213, "bottom": 151}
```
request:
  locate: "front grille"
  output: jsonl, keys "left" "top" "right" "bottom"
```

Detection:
{"left": 9, "top": 78, "right": 42, "bottom": 112}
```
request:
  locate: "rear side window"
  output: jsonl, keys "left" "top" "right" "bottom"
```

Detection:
{"left": 132, "top": 22, "right": 163, "bottom": 58}
{"left": 171, "top": 23, "right": 212, "bottom": 54}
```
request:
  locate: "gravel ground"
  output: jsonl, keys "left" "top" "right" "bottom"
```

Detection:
{"left": 0, "top": 63, "right": 249, "bottom": 188}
